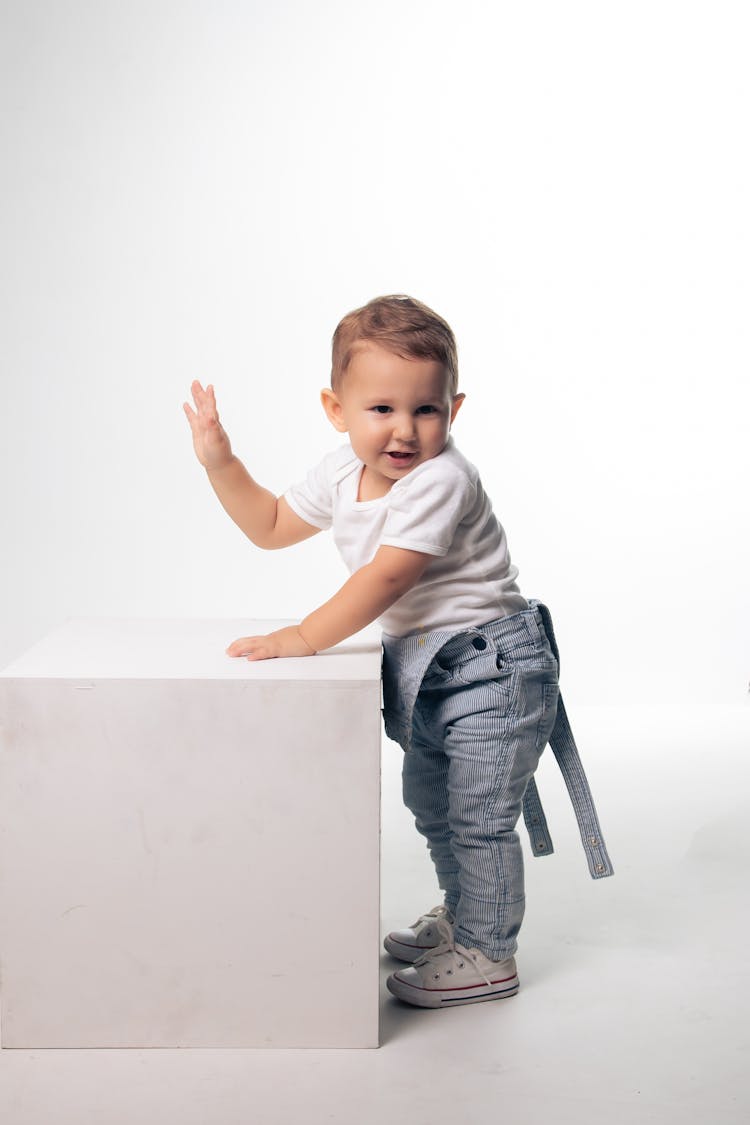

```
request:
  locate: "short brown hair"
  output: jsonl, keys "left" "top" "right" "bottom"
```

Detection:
{"left": 331, "top": 295, "right": 458, "bottom": 394}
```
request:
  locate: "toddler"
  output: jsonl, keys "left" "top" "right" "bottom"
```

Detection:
{"left": 184, "top": 294, "right": 613, "bottom": 1008}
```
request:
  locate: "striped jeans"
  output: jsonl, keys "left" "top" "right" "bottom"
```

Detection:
{"left": 383, "top": 604, "right": 612, "bottom": 961}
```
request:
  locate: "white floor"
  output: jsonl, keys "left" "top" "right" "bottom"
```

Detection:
{"left": 1, "top": 705, "right": 748, "bottom": 1125}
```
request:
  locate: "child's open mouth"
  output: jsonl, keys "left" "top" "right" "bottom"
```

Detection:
{"left": 385, "top": 451, "right": 417, "bottom": 465}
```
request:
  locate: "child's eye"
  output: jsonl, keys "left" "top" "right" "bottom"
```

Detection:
{"left": 371, "top": 405, "right": 392, "bottom": 414}
{"left": 416, "top": 405, "right": 438, "bottom": 414}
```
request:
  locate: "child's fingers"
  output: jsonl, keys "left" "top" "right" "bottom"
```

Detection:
{"left": 226, "top": 636, "right": 276, "bottom": 661}
{"left": 190, "top": 380, "right": 214, "bottom": 413}
{"left": 183, "top": 402, "right": 204, "bottom": 441}
{"left": 226, "top": 636, "right": 261, "bottom": 656}
{"left": 187, "top": 382, "right": 222, "bottom": 437}
{"left": 183, "top": 400, "right": 215, "bottom": 439}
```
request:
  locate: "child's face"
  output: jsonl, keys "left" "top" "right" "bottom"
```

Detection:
{"left": 321, "top": 343, "right": 464, "bottom": 492}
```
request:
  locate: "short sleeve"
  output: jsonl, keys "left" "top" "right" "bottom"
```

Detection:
{"left": 380, "top": 462, "right": 477, "bottom": 556}
{"left": 284, "top": 455, "right": 335, "bottom": 530}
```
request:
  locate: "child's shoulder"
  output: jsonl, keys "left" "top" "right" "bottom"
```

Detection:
{"left": 314, "top": 442, "right": 361, "bottom": 485}
{"left": 400, "top": 438, "right": 480, "bottom": 492}
{"left": 438, "top": 437, "right": 480, "bottom": 481}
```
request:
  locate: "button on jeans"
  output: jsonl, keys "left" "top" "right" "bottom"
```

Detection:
{"left": 401, "top": 610, "right": 560, "bottom": 961}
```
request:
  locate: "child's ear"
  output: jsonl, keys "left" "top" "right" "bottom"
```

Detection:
{"left": 450, "top": 393, "right": 466, "bottom": 425}
{"left": 320, "top": 388, "right": 348, "bottom": 433}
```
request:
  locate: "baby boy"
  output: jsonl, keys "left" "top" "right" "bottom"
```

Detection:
{"left": 184, "top": 294, "right": 612, "bottom": 1008}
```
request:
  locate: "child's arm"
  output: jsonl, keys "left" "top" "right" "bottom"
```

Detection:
{"left": 183, "top": 380, "right": 319, "bottom": 549}
{"left": 226, "top": 545, "right": 431, "bottom": 660}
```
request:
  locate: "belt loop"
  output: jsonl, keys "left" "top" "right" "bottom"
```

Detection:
{"left": 532, "top": 600, "right": 560, "bottom": 675}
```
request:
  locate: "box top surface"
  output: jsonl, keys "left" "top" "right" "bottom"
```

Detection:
{"left": 0, "top": 619, "right": 382, "bottom": 682}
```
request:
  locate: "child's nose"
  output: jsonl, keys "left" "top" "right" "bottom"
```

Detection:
{"left": 393, "top": 415, "right": 417, "bottom": 442}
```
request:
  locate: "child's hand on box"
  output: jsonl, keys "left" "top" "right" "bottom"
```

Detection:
{"left": 226, "top": 626, "right": 316, "bottom": 661}
{"left": 183, "top": 380, "right": 234, "bottom": 471}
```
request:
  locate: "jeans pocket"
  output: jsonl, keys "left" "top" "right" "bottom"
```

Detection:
{"left": 485, "top": 657, "right": 518, "bottom": 715}
{"left": 450, "top": 651, "right": 519, "bottom": 716}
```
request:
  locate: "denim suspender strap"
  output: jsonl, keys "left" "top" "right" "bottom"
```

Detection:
{"left": 532, "top": 601, "right": 615, "bottom": 880}
{"left": 522, "top": 777, "right": 555, "bottom": 857}
{"left": 549, "top": 695, "right": 615, "bottom": 879}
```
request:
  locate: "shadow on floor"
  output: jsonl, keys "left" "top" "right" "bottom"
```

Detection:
{"left": 377, "top": 955, "right": 437, "bottom": 1045}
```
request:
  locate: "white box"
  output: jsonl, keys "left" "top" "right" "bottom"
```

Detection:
{"left": 0, "top": 619, "right": 382, "bottom": 1048}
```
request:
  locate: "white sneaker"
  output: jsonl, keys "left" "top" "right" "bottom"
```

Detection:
{"left": 387, "top": 932, "right": 519, "bottom": 1008}
{"left": 383, "top": 905, "right": 455, "bottom": 963}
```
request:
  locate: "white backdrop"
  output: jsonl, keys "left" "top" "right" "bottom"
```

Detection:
{"left": 1, "top": 0, "right": 748, "bottom": 704}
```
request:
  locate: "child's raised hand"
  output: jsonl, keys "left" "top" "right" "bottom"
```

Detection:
{"left": 183, "top": 380, "right": 234, "bottom": 471}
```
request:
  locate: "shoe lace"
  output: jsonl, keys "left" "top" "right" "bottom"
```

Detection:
{"left": 413, "top": 918, "right": 493, "bottom": 986}
{"left": 414, "top": 904, "right": 452, "bottom": 926}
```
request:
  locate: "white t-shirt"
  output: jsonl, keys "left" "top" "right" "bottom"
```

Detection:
{"left": 284, "top": 437, "right": 527, "bottom": 637}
